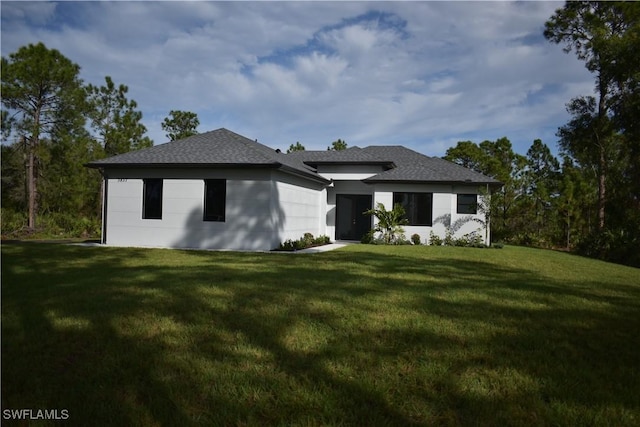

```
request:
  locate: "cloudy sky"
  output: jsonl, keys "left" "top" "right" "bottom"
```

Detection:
{"left": 2, "top": 1, "right": 594, "bottom": 156}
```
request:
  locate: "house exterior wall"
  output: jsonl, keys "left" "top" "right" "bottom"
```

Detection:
{"left": 103, "top": 168, "right": 322, "bottom": 251}
{"left": 270, "top": 170, "right": 326, "bottom": 243}
{"left": 371, "top": 183, "right": 488, "bottom": 245}
{"left": 100, "top": 166, "right": 489, "bottom": 250}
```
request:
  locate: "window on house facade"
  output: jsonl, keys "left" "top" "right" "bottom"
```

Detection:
{"left": 143, "top": 179, "right": 163, "bottom": 219}
{"left": 393, "top": 192, "right": 433, "bottom": 226}
{"left": 204, "top": 179, "right": 226, "bottom": 221}
{"left": 457, "top": 194, "right": 477, "bottom": 214}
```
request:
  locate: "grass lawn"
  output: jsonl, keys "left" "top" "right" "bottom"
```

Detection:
{"left": 2, "top": 243, "right": 639, "bottom": 426}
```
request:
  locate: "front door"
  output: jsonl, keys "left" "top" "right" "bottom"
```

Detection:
{"left": 336, "top": 194, "right": 372, "bottom": 241}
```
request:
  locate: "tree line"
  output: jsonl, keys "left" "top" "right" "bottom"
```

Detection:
{"left": 1, "top": 42, "right": 200, "bottom": 238}
{"left": 445, "top": 2, "right": 640, "bottom": 266}
{"left": 2, "top": 2, "right": 638, "bottom": 266}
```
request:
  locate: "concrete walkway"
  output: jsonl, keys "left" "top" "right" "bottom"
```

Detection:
{"left": 294, "top": 242, "right": 352, "bottom": 254}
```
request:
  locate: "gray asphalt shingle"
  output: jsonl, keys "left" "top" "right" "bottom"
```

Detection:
{"left": 86, "top": 128, "right": 500, "bottom": 186}
{"left": 87, "top": 128, "right": 280, "bottom": 166}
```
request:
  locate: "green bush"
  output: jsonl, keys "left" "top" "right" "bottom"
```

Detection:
{"left": 577, "top": 228, "right": 640, "bottom": 267}
{"left": 277, "top": 233, "right": 332, "bottom": 251}
{"left": 428, "top": 231, "right": 443, "bottom": 246}
{"left": 361, "top": 230, "right": 375, "bottom": 244}
{"left": 443, "top": 230, "right": 454, "bottom": 246}
{"left": 0, "top": 209, "right": 101, "bottom": 239}
{"left": 1, "top": 208, "right": 27, "bottom": 235}
{"left": 411, "top": 233, "right": 421, "bottom": 245}
{"left": 301, "top": 232, "right": 315, "bottom": 247}
{"left": 313, "top": 235, "right": 330, "bottom": 245}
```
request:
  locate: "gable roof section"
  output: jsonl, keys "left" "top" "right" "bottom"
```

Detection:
{"left": 86, "top": 128, "right": 329, "bottom": 184}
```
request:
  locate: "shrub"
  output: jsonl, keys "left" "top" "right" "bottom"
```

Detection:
{"left": 443, "top": 229, "right": 455, "bottom": 246}
{"left": 0, "top": 209, "right": 101, "bottom": 239}
{"left": 313, "top": 235, "right": 330, "bottom": 245}
{"left": 577, "top": 229, "right": 640, "bottom": 267}
{"left": 1, "top": 208, "right": 27, "bottom": 235}
{"left": 361, "top": 230, "right": 375, "bottom": 244}
{"left": 277, "top": 233, "right": 332, "bottom": 251}
{"left": 411, "top": 233, "right": 421, "bottom": 245}
{"left": 279, "top": 239, "right": 296, "bottom": 251}
{"left": 364, "top": 203, "right": 408, "bottom": 244}
{"left": 302, "top": 232, "right": 315, "bottom": 247}
{"left": 429, "top": 231, "right": 443, "bottom": 246}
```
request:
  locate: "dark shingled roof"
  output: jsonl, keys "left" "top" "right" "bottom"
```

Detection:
{"left": 86, "top": 128, "right": 327, "bottom": 183}
{"left": 86, "top": 128, "right": 500, "bottom": 187}
{"left": 287, "top": 147, "right": 393, "bottom": 166}
{"left": 361, "top": 146, "right": 501, "bottom": 185}
{"left": 289, "top": 145, "right": 501, "bottom": 186}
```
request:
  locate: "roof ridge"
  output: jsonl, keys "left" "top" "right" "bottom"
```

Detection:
{"left": 221, "top": 128, "right": 280, "bottom": 164}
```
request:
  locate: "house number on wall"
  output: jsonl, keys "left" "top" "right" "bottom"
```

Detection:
{"left": 118, "top": 179, "right": 127, "bottom": 182}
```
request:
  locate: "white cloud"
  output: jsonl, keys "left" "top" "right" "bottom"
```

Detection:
{"left": 1, "top": 1, "right": 593, "bottom": 156}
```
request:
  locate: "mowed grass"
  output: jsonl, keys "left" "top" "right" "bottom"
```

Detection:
{"left": 2, "top": 243, "right": 639, "bottom": 426}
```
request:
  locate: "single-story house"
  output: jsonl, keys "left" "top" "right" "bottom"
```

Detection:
{"left": 86, "top": 128, "right": 501, "bottom": 250}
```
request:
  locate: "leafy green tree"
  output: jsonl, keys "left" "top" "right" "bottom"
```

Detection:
{"left": 556, "top": 157, "right": 594, "bottom": 249}
{"left": 556, "top": 96, "right": 617, "bottom": 230}
{"left": 545, "top": 1, "right": 634, "bottom": 230}
{"left": 364, "top": 203, "right": 409, "bottom": 244}
{"left": 1, "top": 110, "right": 15, "bottom": 141}
{"left": 1, "top": 42, "right": 85, "bottom": 229}
{"left": 38, "top": 127, "right": 101, "bottom": 219}
{"left": 445, "top": 137, "right": 524, "bottom": 242}
{"left": 161, "top": 110, "right": 199, "bottom": 141}
{"left": 86, "top": 76, "right": 152, "bottom": 156}
{"left": 524, "top": 139, "right": 560, "bottom": 242}
{"left": 327, "top": 139, "right": 348, "bottom": 151}
{"left": 287, "top": 141, "right": 305, "bottom": 153}
{"left": 443, "top": 140, "right": 485, "bottom": 173}
{"left": 1, "top": 142, "right": 27, "bottom": 213}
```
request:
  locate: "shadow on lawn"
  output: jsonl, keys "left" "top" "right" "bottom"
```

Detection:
{"left": 2, "top": 244, "right": 639, "bottom": 425}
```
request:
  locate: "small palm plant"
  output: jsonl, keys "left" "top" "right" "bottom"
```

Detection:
{"left": 364, "top": 203, "right": 409, "bottom": 244}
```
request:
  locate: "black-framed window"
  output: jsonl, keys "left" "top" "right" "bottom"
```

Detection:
{"left": 143, "top": 179, "right": 163, "bottom": 219}
{"left": 204, "top": 179, "right": 226, "bottom": 222}
{"left": 457, "top": 194, "right": 477, "bottom": 214}
{"left": 393, "top": 192, "right": 433, "bottom": 226}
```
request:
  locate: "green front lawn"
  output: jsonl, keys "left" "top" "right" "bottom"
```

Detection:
{"left": 2, "top": 243, "right": 639, "bottom": 426}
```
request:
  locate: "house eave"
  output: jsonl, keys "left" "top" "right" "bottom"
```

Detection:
{"left": 84, "top": 161, "right": 330, "bottom": 185}
{"left": 304, "top": 160, "right": 395, "bottom": 169}
{"left": 84, "top": 162, "right": 281, "bottom": 170}
{"left": 362, "top": 178, "right": 504, "bottom": 189}
{"left": 277, "top": 164, "right": 331, "bottom": 184}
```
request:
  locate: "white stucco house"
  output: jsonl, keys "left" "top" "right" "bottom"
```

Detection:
{"left": 86, "top": 128, "right": 501, "bottom": 251}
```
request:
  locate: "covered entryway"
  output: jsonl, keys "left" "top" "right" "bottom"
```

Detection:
{"left": 335, "top": 194, "right": 372, "bottom": 241}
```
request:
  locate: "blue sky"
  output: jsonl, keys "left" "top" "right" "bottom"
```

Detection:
{"left": 1, "top": 1, "right": 594, "bottom": 157}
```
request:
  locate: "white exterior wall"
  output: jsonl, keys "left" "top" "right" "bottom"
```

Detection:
{"left": 270, "top": 170, "right": 326, "bottom": 243}
{"left": 371, "top": 183, "right": 488, "bottom": 245}
{"left": 103, "top": 168, "right": 322, "bottom": 251}
{"left": 101, "top": 164, "right": 489, "bottom": 250}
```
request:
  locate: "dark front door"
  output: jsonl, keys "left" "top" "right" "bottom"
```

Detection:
{"left": 336, "top": 194, "right": 372, "bottom": 241}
